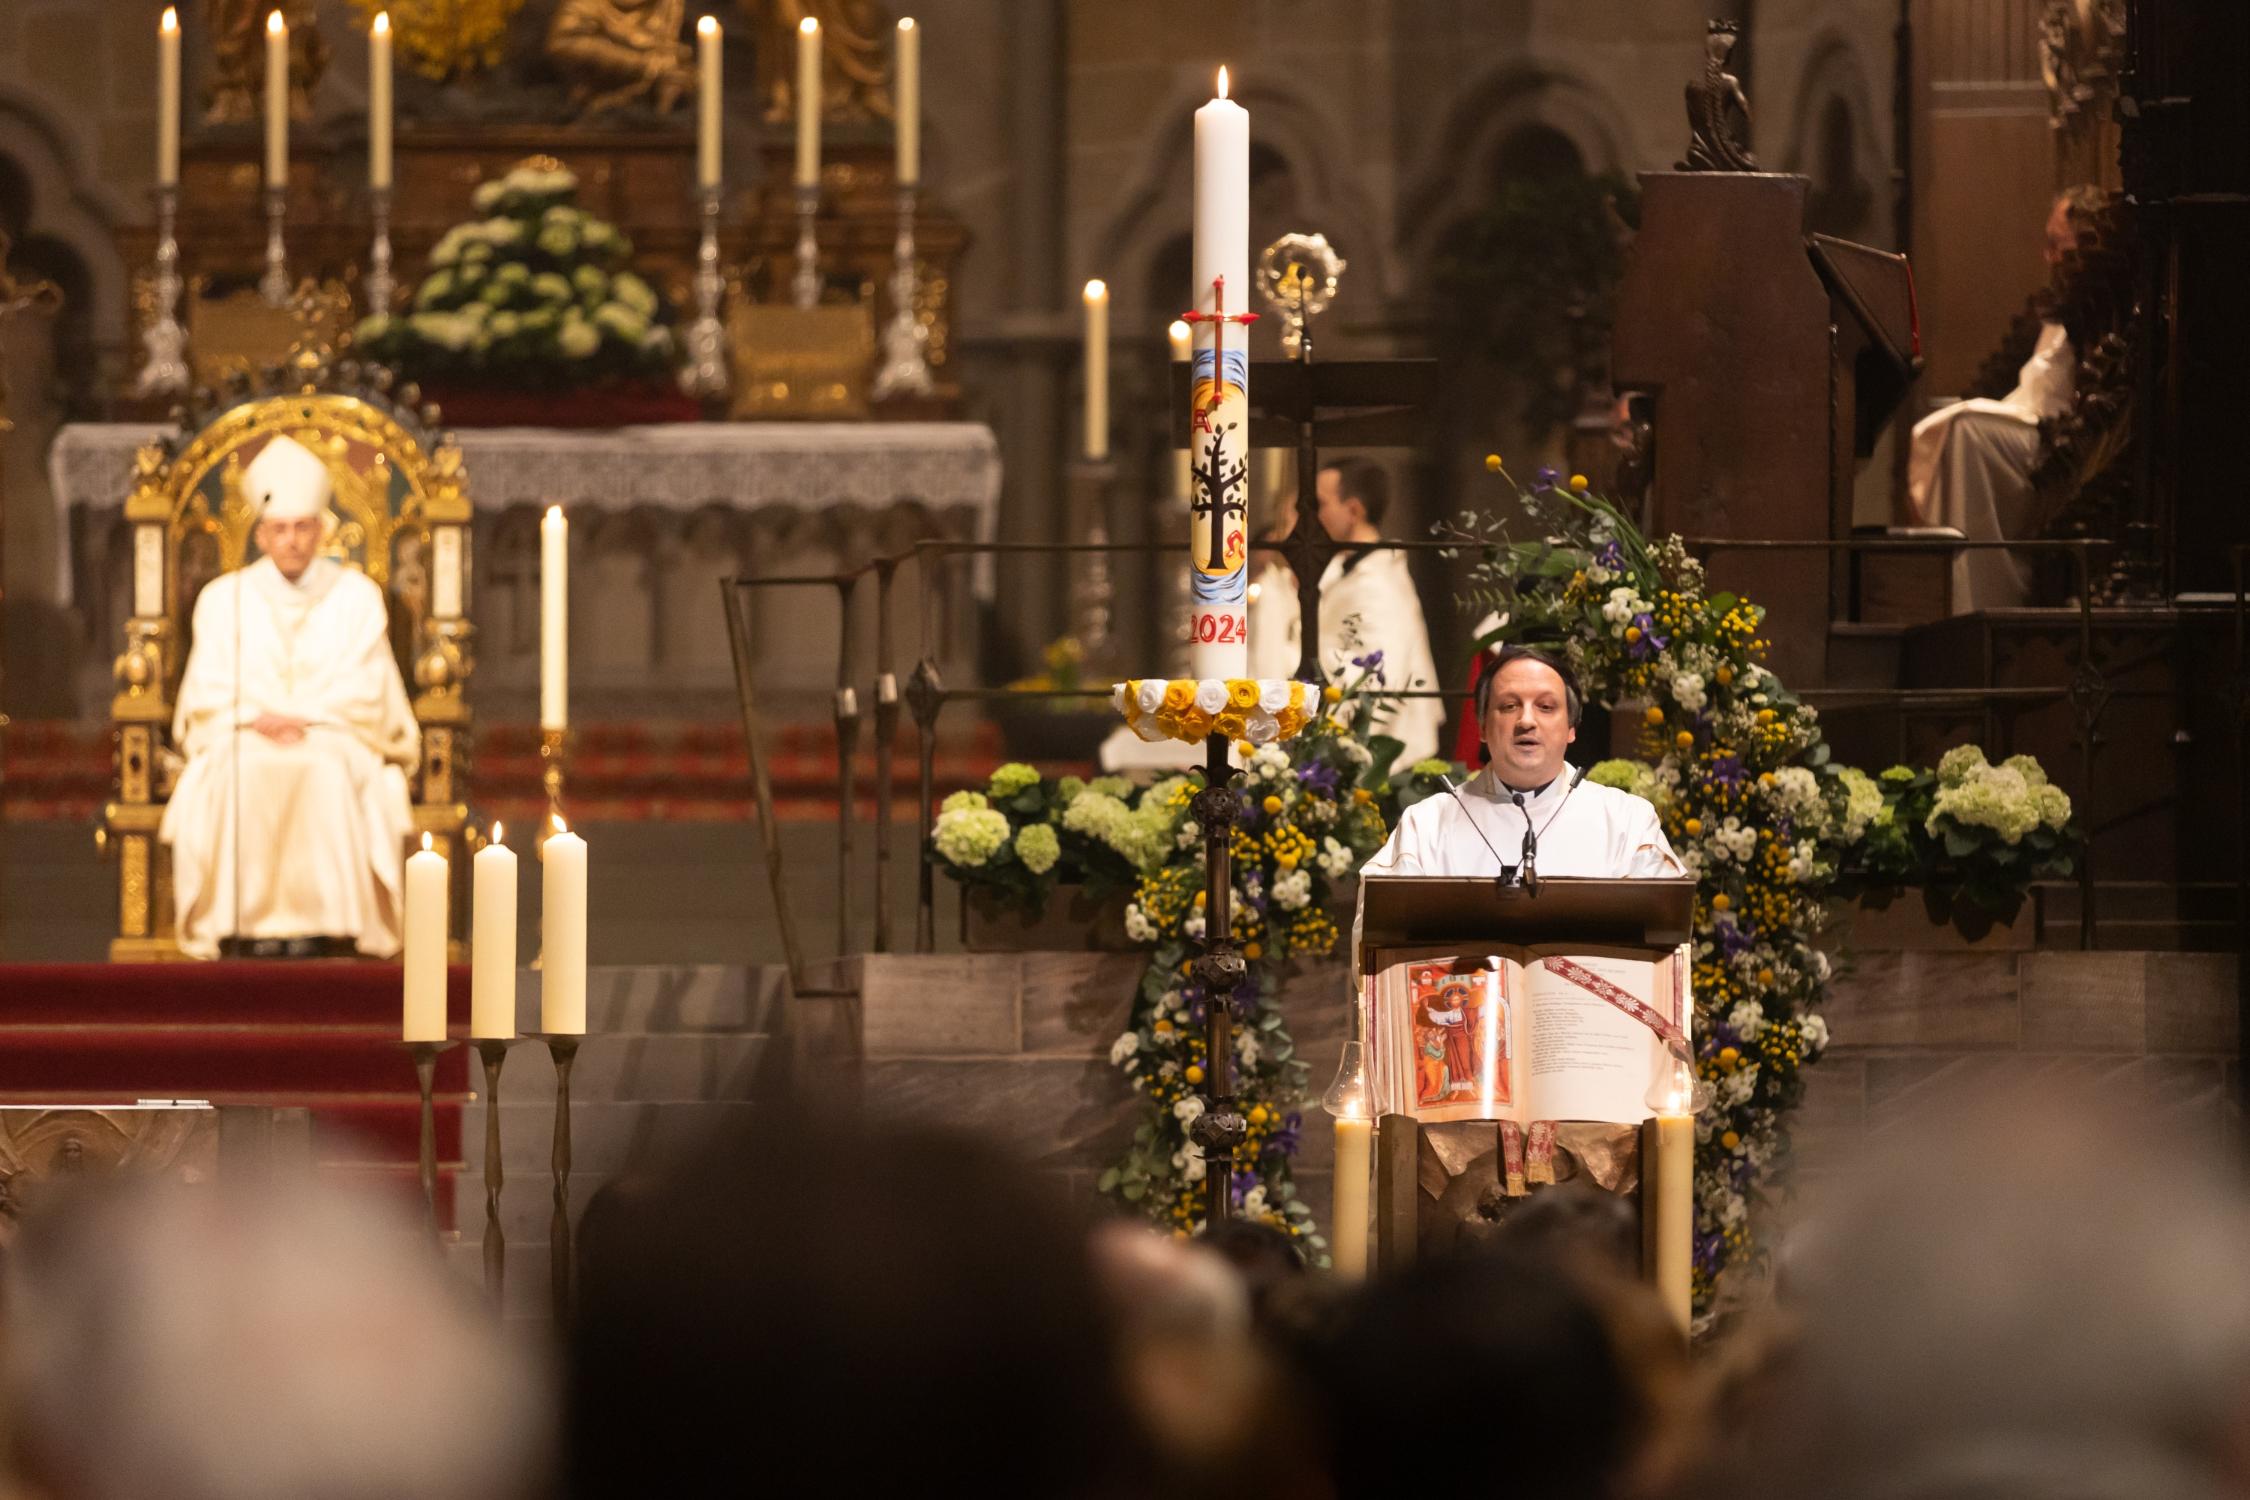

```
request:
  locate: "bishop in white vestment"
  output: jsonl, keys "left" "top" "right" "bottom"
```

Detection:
{"left": 160, "top": 436, "right": 420, "bottom": 958}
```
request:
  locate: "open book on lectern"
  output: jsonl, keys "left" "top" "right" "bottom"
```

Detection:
{"left": 1357, "top": 875, "right": 1697, "bottom": 1127}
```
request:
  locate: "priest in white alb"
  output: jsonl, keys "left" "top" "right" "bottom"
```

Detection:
{"left": 160, "top": 435, "right": 420, "bottom": 959}
{"left": 1357, "top": 645, "right": 1682, "bottom": 930}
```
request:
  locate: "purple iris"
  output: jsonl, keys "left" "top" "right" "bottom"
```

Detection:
{"left": 1702, "top": 751, "right": 1749, "bottom": 790}
{"left": 1595, "top": 540, "right": 1627, "bottom": 572}
{"left": 1693, "top": 1227, "right": 1725, "bottom": 1274}
{"left": 1229, "top": 1168, "right": 1261, "bottom": 1209}
{"left": 1351, "top": 649, "right": 1385, "bottom": 674}
{"left": 1297, "top": 761, "right": 1342, "bottom": 797}
{"left": 1535, "top": 466, "right": 1561, "bottom": 487}
{"left": 1627, "top": 613, "right": 1669, "bottom": 659}
{"left": 1272, "top": 1111, "right": 1303, "bottom": 1156}
{"left": 1713, "top": 915, "right": 1754, "bottom": 959}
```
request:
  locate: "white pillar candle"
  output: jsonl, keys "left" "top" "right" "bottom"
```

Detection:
{"left": 402, "top": 833, "right": 448, "bottom": 1042}
{"left": 541, "top": 818, "right": 588, "bottom": 1035}
{"left": 540, "top": 504, "right": 568, "bottom": 732}
{"left": 794, "top": 17, "right": 821, "bottom": 189}
{"left": 369, "top": 11, "right": 392, "bottom": 191}
{"left": 157, "top": 9, "right": 180, "bottom": 188}
{"left": 1082, "top": 279, "right": 1109, "bottom": 461}
{"left": 894, "top": 17, "right": 920, "bottom": 186}
{"left": 1189, "top": 67, "right": 1250, "bottom": 678}
{"left": 1168, "top": 318, "right": 1192, "bottom": 501}
{"left": 1331, "top": 1113, "right": 1372, "bottom": 1279}
{"left": 470, "top": 823, "right": 517, "bottom": 1039}
{"left": 696, "top": 16, "right": 722, "bottom": 189}
{"left": 1652, "top": 1111, "right": 1694, "bottom": 1333}
{"left": 264, "top": 9, "right": 288, "bottom": 189}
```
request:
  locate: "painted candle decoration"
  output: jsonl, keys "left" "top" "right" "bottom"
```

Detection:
{"left": 1187, "top": 68, "right": 1251, "bottom": 679}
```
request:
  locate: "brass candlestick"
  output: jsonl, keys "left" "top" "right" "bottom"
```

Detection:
{"left": 366, "top": 185, "right": 395, "bottom": 315}
{"left": 259, "top": 183, "right": 290, "bottom": 307}
{"left": 679, "top": 185, "right": 728, "bottom": 401}
{"left": 400, "top": 1039, "right": 460, "bottom": 1241}
{"left": 472, "top": 1037, "right": 519, "bottom": 1306}
{"left": 791, "top": 182, "right": 821, "bottom": 310}
{"left": 530, "top": 1032, "right": 582, "bottom": 1323}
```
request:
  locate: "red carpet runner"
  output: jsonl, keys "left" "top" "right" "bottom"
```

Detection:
{"left": 0, "top": 962, "right": 470, "bottom": 1226}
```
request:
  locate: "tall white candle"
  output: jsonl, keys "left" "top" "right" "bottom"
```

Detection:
{"left": 696, "top": 16, "right": 722, "bottom": 189}
{"left": 1332, "top": 1113, "right": 1372, "bottom": 1279}
{"left": 794, "top": 17, "right": 821, "bottom": 189}
{"left": 894, "top": 18, "right": 920, "bottom": 186}
{"left": 1082, "top": 279, "right": 1109, "bottom": 461}
{"left": 1652, "top": 1112, "right": 1694, "bottom": 1332}
{"left": 1168, "top": 318, "right": 1192, "bottom": 501}
{"left": 402, "top": 833, "right": 448, "bottom": 1042}
{"left": 1189, "top": 67, "right": 1251, "bottom": 678}
{"left": 369, "top": 11, "right": 392, "bottom": 191}
{"left": 471, "top": 823, "right": 517, "bottom": 1039}
{"left": 264, "top": 10, "right": 288, "bottom": 189}
{"left": 540, "top": 504, "right": 568, "bottom": 732}
{"left": 157, "top": 9, "right": 180, "bottom": 188}
{"left": 541, "top": 818, "right": 588, "bottom": 1035}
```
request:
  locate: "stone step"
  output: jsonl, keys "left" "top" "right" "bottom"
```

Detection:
{"left": 502, "top": 964, "right": 789, "bottom": 1036}
{"left": 456, "top": 1098, "right": 761, "bottom": 1175}
{"left": 469, "top": 1034, "right": 783, "bottom": 1105}
{"left": 450, "top": 1166, "right": 609, "bottom": 1246}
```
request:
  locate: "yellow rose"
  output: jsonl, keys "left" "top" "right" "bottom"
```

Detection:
{"left": 1227, "top": 679, "right": 1260, "bottom": 710}
{"left": 1288, "top": 682, "right": 1307, "bottom": 710}
{"left": 1214, "top": 712, "right": 1247, "bottom": 742}
{"left": 1161, "top": 680, "right": 1195, "bottom": 712}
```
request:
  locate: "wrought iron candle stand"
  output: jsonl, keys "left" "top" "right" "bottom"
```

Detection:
{"left": 679, "top": 185, "right": 728, "bottom": 401}
{"left": 259, "top": 184, "right": 290, "bottom": 307}
{"left": 528, "top": 1032, "right": 581, "bottom": 1323}
{"left": 135, "top": 186, "right": 189, "bottom": 397}
{"left": 472, "top": 1037, "right": 520, "bottom": 1304}
{"left": 870, "top": 185, "right": 934, "bottom": 400}
{"left": 365, "top": 186, "right": 395, "bottom": 315}
{"left": 791, "top": 183, "right": 821, "bottom": 310}
{"left": 1188, "top": 736, "right": 1250, "bottom": 1225}
{"left": 401, "top": 1039, "right": 459, "bottom": 1242}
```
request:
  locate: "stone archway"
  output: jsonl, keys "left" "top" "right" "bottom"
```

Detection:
{"left": 1784, "top": 34, "right": 1891, "bottom": 245}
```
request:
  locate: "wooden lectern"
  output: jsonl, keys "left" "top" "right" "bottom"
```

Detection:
{"left": 1354, "top": 874, "right": 1698, "bottom": 1325}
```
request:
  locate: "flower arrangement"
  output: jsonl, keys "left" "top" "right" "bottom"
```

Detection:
{"left": 931, "top": 673, "right": 1458, "bottom": 1253}
{"left": 1452, "top": 463, "right": 2078, "bottom": 1318}
{"left": 1842, "top": 745, "right": 2077, "bottom": 928}
{"left": 353, "top": 161, "right": 676, "bottom": 393}
{"left": 1111, "top": 678, "right": 1320, "bottom": 747}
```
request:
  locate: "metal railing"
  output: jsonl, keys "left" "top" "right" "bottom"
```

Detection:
{"left": 726, "top": 531, "right": 2152, "bottom": 986}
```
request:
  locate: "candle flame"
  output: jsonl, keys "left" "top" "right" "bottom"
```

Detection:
{"left": 898, "top": 16, "right": 915, "bottom": 31}
{"left": 697, "top": 14, "right": 716, "bottom": 35}
{"left": 544, "top": 503, "right": 564, "bottom": 523}
{"left": 1216, "top": 66, "right": 1229, "bottom": 99}
{"left": 267, "top": 9, "right": 285, "bottom": 34}
{"left": 1082, "top": 278, "right": 1106, "bottom": 302}
{"left": 491, "top": 821, "right": 504, "bottom": 844}
{"left": 552, "top": 813, "right": 569, "bottom": 836}
{"left": 373, "top": 10, "right": 388, "bottom": 34}
{"left": 420, "top": 832, "right": 433, "bottom": 852}
{"left": 161, "top": 7, "right": 178, "bottom": 32}
{"left": 799, "top": 15, "right": 818, "bottom": 33}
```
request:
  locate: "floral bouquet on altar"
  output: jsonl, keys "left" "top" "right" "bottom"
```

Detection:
{"left": 1841, "top": 745, "right": 2078, "bottom": 929}
{"left": 353, "top": 161, "right": 679, "bottom": 399}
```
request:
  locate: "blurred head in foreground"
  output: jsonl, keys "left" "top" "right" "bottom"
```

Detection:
{"left": 1, "top": 1177, "right": 550, "bottom": 1500}
{"left": 568, "top": 1115, "right": 1140, "bottom": 1498}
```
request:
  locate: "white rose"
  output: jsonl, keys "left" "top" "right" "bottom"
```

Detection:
{"left": 1133, "top": 717, "right": 1170, "bottom": 742}
{"left": 1241, "top": 1185, "right": 1269, "bottom": 1217}
{"left": 1173, "top": 1097, "right": 1206, "bottom": 1126}
{"left": 1245, "top": 711, "right": 1281, "bottom": 744}
{"left": 1258, "top": 680, "right": 1293, "bottom": 714}
{"left": 1194, "top": 680, "right": 1230, "bottom": 715}
{"left": 1137, "top": 679, "right": 1167, "bottom": 714}
{"left": 1110, "top": 682, "right": 1129, "bottom": 715}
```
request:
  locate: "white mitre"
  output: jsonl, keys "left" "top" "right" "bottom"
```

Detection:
{"left": 244, "top": 434, "right": 333, "bottom": 522}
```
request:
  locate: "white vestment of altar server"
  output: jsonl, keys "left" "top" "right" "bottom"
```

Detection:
{"left": 160, "top": 556, "right": 419, "bottom": 958}
{"left": 1906, "top": 320, "right": 2077, "bottom": 614}
{"left": 1251, "top": 548, "right": 1445, "bottom": 764}
{"left": 1352, "top": 769, "right": 1683, "bottom": 979}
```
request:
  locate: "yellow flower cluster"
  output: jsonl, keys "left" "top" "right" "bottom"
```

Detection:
{"left": 1115, "top": 679, "right": 1316, "bottom": 746}
{"left": 1263, "top": 824, "right": 1315, "bottom": 868}
{"left": 1289, "top": 907, "right": 1340, "bottom": 955}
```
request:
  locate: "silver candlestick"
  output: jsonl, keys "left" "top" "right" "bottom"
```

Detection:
{"left": 365, "top": 186, "right": 395, "bottom": 315}
{"left": 791, "top": 182, "right": 820, "bottom": 310}
{"left": 134, "top": 185, "right": 190, "bottom": 397}
{"left": 259, "top": 183, "right": 289, "bottom": 307}
{"left": 679, "top": 185, "right": 728, "bottom": 400}
{"left": 871, "top": 185, "right": 935, "bottom": 401}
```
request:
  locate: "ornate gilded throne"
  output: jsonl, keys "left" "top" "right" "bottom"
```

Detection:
{"left": 102, "top": 369, "right": 475, "bottom": 960}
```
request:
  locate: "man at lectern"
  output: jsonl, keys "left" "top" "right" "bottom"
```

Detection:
{"left": 1361, "top": 645, "right": 1682, "bottom": 886}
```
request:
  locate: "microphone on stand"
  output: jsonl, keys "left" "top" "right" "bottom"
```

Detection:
{"left": 1512, "top": 764, "right": 1589, "bottom": 898}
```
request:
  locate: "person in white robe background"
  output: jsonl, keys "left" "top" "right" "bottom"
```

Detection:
{"left": 1906, "top": 187, "right": 2103, "bottom": 614}
{"left": 1250, "top": 459, "right": 1446, "bottom": 764}
{"left": 160, "top": 435, "right": 420, "bottom": 959}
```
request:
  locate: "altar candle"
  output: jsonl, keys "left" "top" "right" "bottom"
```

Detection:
{"left": 1332, "top": 1112, "right": 1373, "bottom": 1280}
{"left": 794, "top": 16, "right": 821, "bottom": 189}
{"left": 1189, "top": 67, "right": 1250, "bottom": 678}
{"left": 894, "top": 18, "right": 920, "bottom": 186}
{"left": 471, "top": 824, "right": 517, "bottom": 1039}
{"left": 1168, "top": 318, "right": 1192, "bottom": 500}
{"left": 157, "top": 9, "right": 180, "bottom": 188}
{"left": 540, "top": 504, "right": 568, "bottom": 732}
{"left": 541, "top": 817, "right": 588, "bottom": 1035}
{"left": 1651, "top": 1111, "right": 1694, "bottom": 1332}
{"left": 1082, "top": 279, "right": 1109, "bottom": 461}
{"left": 403, "top": 833, "right": 448, "bottom": 1042}
{"left": 369, "top": 11, "right": 392, "bottom": 191}
{"left": 696, "top": 16, "right": 721, "bottom": 189}
{"left": 264, "top": 10, "right": 288, "bottom": 189}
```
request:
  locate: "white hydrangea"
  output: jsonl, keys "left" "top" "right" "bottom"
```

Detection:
{"left": 1801, "top": 1012, "right": 1831, "bottom": 1051}
{"left": 1271, "top": 867, "right": 1313, "bottom": 911}
{"left": 1123, "top": 903, "right": 1158, "bottom": 943}
{"left": 1727, "top": 1000, "right": 1766, "bottom": 1040}
{"left": 1767, "top": 766, "right": 1825, "bottom": 827}
{"left": 1672, "top": 672, "right": 1708, "bottom": 713}
{"left": 1108, "top": 1032, "right": 1140, "bottom": 1066}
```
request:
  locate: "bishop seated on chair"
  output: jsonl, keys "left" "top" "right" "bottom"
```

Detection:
{"left": 158, "top": 435, "right": 420, "bottom": 960}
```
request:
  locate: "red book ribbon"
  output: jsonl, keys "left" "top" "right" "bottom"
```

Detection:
{"left": 1541, "top": 956, "right": 1693, "bottom": 1067}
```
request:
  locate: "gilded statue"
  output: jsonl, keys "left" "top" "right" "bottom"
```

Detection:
{"left": 1679, "top": 20, "right": 1758, "bottom": 172}
{"left": 748, "top": 0, "right": 892, "bottom": 123}
{"left": 202, "top": 0, "right": 328, "bottom": 126}
{"left": 547, "top": 0, "right": 697, "bottom": 116}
